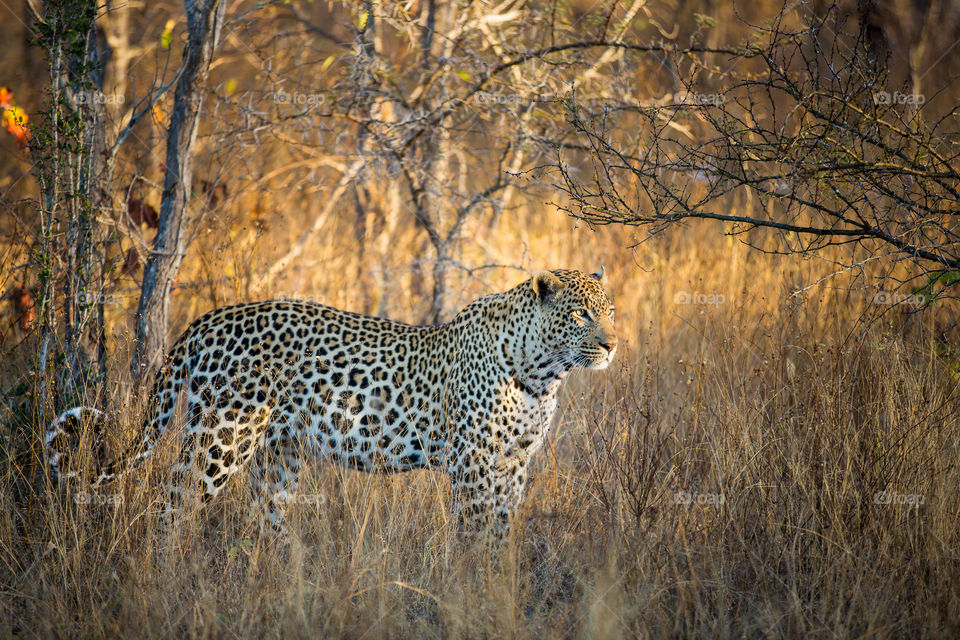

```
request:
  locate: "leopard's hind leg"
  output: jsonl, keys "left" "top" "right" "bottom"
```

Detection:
{"left": 245, "top": 407, "right": 312, "bottom": 536}
{"left": 159, "top": 392, "right": 272, "bottom": 534}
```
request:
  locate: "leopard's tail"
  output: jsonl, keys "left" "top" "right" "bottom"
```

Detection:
{"left": 44, "top": 407, "right": 155, "bottom": 488}
{"left": 45, "top": 338, "right": 189, "bottom": 488}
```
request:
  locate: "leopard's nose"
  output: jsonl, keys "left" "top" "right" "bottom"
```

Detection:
{"left": 600, "top": 337, "right": 618, "bottom": 352}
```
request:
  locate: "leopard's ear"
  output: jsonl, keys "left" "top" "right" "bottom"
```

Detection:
{"left": 531, "top": 271, "right": 566, "bottom": 305}
{"left": 589, "top": 266, "right": 604, "bottom": 282}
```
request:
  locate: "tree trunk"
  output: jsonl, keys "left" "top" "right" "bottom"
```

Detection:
{"left": 130, "top": 0, "right": 224, "bottom": 384}
{"left": 32, "top": 0, "right": 110, "bottom": 402}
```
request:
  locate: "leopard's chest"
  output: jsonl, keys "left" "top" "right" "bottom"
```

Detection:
{"left": 490, "top": 379, "right": 561, "bottom": 457}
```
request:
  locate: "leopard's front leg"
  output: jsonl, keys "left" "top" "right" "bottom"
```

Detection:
{"left": 448, "top": 439, "right": 529, "bottom": 544}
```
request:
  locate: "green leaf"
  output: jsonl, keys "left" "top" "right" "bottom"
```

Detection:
{"left": 912, "top": 270, "right": 960, "bottom": 305}
{"left": 694, "top": 13, "right": 717, "bottom": 28}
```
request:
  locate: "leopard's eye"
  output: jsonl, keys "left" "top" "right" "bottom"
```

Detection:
{"left": 572, "top": 309, "right": 593, "bottom": 323}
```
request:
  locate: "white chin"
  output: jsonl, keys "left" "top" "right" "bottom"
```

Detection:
{"left": 587, "top": 349, "right": 616, "bottom": 370}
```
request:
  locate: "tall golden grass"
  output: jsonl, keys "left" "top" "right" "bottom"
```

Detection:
{"left": 1, "top": 210, "right": 959, "bottom": 638}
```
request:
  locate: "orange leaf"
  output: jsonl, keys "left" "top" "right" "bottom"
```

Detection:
{"left": 3, "top": 106, "right": 29, "bottom": 148}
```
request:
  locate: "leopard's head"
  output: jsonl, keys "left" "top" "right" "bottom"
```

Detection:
{"left": 528, "top": 268, "right": 618, "bottom": 371}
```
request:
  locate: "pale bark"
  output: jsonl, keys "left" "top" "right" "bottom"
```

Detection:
{"left": 130, "top": 0, "right": 225, "bottom": 384}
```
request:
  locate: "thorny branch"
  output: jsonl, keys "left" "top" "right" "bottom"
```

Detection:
{"left": 552, "top": 4, "right": 960, "bottom": 298}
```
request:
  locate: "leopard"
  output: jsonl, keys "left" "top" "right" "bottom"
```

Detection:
{"left": 45, "top": 268, "right": 617, "bottom": 541}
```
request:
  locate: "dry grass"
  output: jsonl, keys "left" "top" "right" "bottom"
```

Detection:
{"left": 2, "top": 218, "right": 959, "bottom": 639}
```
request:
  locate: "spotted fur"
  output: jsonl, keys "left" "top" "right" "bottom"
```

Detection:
{"left": 45, "top": 269, "right": 617, "bottom": 539}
